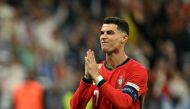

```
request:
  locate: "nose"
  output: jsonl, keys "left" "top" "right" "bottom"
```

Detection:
{"left": 100, "top": 34, "right": 107, "bottom": 40}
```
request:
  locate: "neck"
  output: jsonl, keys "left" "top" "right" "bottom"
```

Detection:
{"left": 105, "top": 50, "right": 127, "bottom": 69}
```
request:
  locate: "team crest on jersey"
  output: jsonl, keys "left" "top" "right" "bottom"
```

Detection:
{"left": 117, "top": 75, "right": 125, "bottom": 88}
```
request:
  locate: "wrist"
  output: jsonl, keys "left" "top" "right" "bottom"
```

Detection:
{"left": 83, "top": 76, "right": 92, "bottom": 84}
{"left": 94, "top": 75, "right": 106, "bottom": 88}
{"left": 84, "top": 74, "right": 92, "bottom": 80}
{"left": 94, "top": 75, "right": 103, "bottom": 85}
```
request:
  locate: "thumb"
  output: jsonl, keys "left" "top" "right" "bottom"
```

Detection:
{"left": 98, "top": 64, "right": 102, "bottom": 71}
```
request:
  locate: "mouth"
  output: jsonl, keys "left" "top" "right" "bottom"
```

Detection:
{"left": 101, "top": 42, "right": 108, "bottom": 44}
{"left": 101, "top": 42, "right": 109, "bottom": 46}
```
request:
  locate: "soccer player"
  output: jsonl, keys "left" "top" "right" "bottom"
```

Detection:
{"left": 70, "top": 17, "right": 148, "bottom": 109}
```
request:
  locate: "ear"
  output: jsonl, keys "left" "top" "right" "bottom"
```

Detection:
{"left": 121, "top": 35, "right": 128, "bottom": 44}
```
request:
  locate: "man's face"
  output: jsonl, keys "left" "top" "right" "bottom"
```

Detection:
{"left": 100, "top": 24, "right": 126, "bottom": 53}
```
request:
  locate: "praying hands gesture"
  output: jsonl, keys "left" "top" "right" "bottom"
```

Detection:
{"left": 85, "top": 49, "right": 100, "bottom": 80}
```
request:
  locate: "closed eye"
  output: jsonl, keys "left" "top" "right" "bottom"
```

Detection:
{"left": 100, "top": 30, "right": 115, "bottom": 35}
{"left": 106, "top": 30, "right": 114, "bottom": 35}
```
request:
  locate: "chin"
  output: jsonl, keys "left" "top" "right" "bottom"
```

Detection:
{"left": 101, "top": 48, "right": 108, "bottom": 53}
{"left": 101, "top": 48, "right": 112, "bottom": 53}
{"left": 101, "top": 47, "right": 119, "bottom": 54}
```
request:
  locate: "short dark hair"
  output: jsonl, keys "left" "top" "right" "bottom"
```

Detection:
{"left": 103, "top": 17, "right": 129, "bottom": 36}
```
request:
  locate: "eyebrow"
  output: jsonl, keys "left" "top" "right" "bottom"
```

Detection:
{"left": 101, "top": 30, "right": 115, "bottom": 34}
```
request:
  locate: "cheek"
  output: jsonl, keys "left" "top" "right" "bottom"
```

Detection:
{"left": 111, "top": 39, "right": 122, "bottom": 47}
{"left": 104, "top": 41, "right": 121, "bottom": 52}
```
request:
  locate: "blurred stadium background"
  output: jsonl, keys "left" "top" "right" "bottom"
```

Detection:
{"left": 0, "top": 0, "right": 190, "bottom": 109}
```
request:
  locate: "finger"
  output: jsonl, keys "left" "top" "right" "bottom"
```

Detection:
{"left": 90, "top": 50, "right": 96, "bottom": 62}
{"left": 87, "top": 49, "right": 93, "bottom": 62}
{"left": 85, "top": 51, "right": 88, "bottom": 59}
{"left": 91, "top": 52, "right": 95, "bottom": 62}
{"left": 86, "top": 50, "right": 90, "bottom": 62}
{"left": 92, "top": 51, "right": 95, "bottom": 58}
{"left": 87, "top": 49, "right": 91, "bottom": 58}
{"left": 85, "top": 57, "right": 88, "bottom": 68}
{"left": 86, "top": 50, "right": 89, "bottom": 56}
{"left": 89, "top": 50, "right": 94, "bottom": 59}
{"left": 85, "top": 56, "right": 87, "bottom": 62}
{"left": 85, "top": 56, "right": 89, "bottom": 64}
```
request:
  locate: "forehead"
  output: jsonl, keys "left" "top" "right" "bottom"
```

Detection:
{"left": 101, "top": 24, "right": 118, "bottom": 31}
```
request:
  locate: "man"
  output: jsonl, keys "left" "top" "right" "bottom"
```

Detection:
{"left": 70, "top": 17, "right": 148, "bottom": 109}
{"left": 12, "top": 72, "right": 45, "bottom": 109}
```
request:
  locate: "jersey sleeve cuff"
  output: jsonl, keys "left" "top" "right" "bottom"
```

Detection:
{"left": 97, "top": 79, "right": 106, "bottom": 88}
{"left": 82, "top": 77, "right": 92, "bottom": 84}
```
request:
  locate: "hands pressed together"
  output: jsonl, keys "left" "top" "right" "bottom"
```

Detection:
{"left": 84, "top": 49, "right": 100, "bottom": 80}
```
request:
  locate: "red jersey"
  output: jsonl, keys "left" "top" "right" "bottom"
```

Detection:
{"left": 70, "top": 58, "right": 148, "bottom": 109}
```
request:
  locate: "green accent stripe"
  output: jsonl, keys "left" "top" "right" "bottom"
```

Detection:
{"left": 104, "top": 63, "right": 113, "bottom": 70}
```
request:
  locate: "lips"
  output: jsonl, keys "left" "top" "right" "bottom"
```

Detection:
{"left": 101, "top": 42, "right": 108, "bottom": 44}
{"left": 101, "top": 42, "right": 108, "bottom": 46}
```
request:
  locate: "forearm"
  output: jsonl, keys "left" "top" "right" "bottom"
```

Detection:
{"left": 70, "top": 78, "right": 93, "bottom": 109}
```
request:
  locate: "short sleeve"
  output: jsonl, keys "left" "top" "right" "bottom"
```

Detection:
{"left": 125, "top": 65, "right": 148, "bottom": 97}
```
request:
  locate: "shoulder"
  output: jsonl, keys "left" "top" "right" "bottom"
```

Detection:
{"left": 126, "top": 59, "right": 148, "bottom": 93}
{"left": 127, "top": 59, "right": 148, "bottom": 79}
{"left": 129, "top": 59, "right": 147, "bottom": 71}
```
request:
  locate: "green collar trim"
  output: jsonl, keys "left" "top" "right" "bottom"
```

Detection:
{"left": 104, "top": 57, "right": 130, "bottom": 71}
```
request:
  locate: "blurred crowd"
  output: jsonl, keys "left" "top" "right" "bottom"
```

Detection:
{"left": 0, "top": 0, "right": 190, "bottom": 109}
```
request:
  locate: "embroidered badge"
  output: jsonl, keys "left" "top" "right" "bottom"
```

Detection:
{"left": 117, "top": 75, "right": 125, "bottom": 88}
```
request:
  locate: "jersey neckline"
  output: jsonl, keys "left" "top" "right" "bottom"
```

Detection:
{"left": 104, "top": 57, "right": 130, "bottom": 71}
